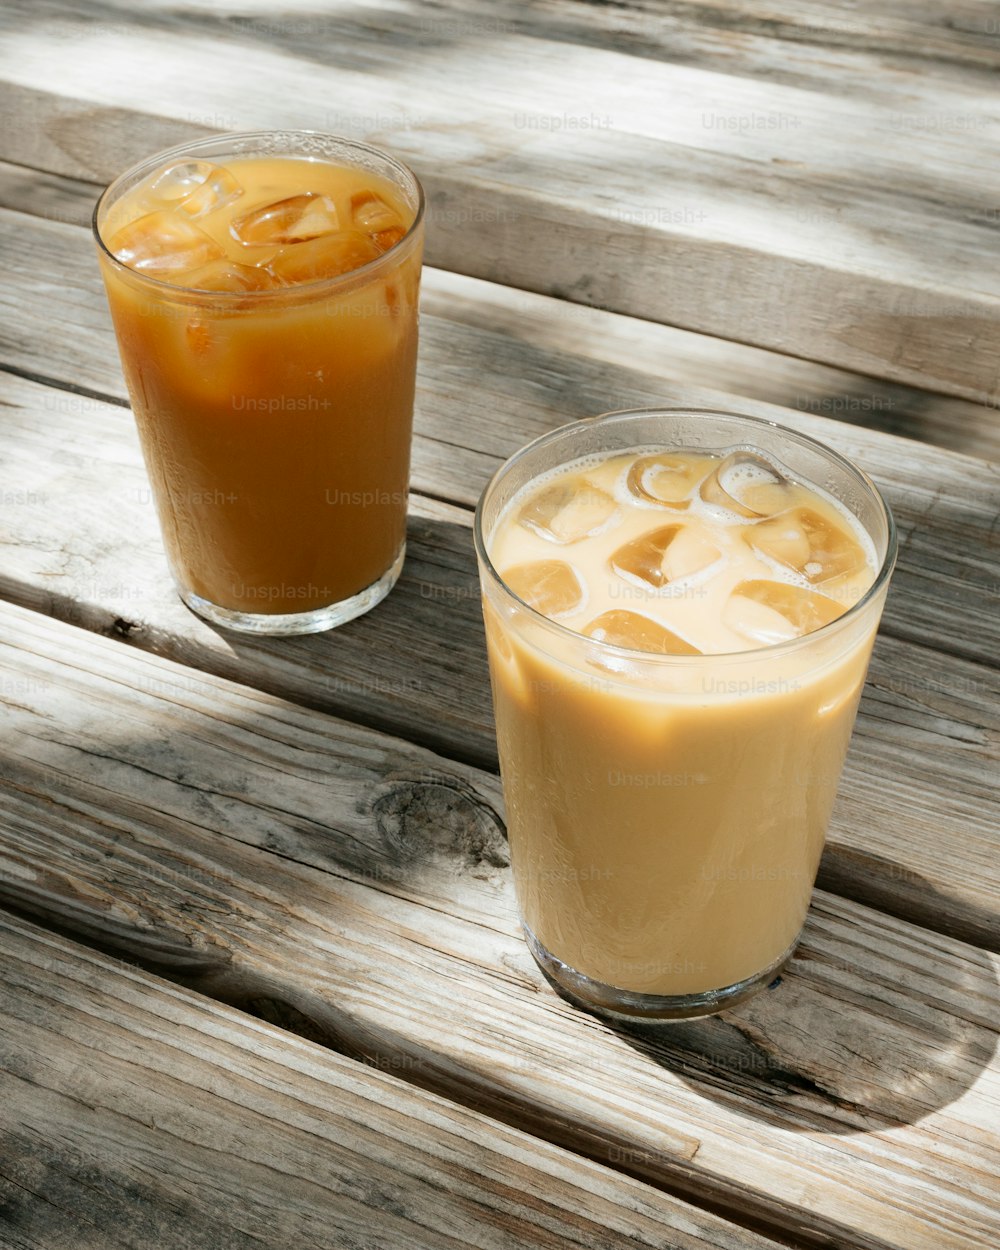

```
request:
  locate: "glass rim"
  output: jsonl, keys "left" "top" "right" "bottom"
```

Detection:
{"left": 473, "top": 406, "right": 899, "bottom": 664}
{"left": 91, "top": 128, "right": 425, "bottom": 301}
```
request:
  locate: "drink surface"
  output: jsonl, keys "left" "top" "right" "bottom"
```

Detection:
{"left": 482, "top": 442, "right": 885, "bottom": 1000}
{"left": 97, "top": 152, "right": 421, "bottom": 617}
{"left": 489, "top": 448, "right": 877, "bottom": 655}
{"left": 104, "top": 154, "right": 412, "bottom": 289}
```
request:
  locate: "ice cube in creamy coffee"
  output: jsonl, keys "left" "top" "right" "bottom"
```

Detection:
{"left": 494, "top": 448, "right": 872, "bottom": 655}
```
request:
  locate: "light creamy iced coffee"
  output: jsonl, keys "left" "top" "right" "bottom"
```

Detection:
{"left": 477, "top": 414, "right": 894, "bottom": 1018}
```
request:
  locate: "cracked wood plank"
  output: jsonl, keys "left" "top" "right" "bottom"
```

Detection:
{"left": 0, "top": 602, "right": 997, "bottom": 1250}
{"left": 0, "top": 911, "right": 784, "bottom": 1250}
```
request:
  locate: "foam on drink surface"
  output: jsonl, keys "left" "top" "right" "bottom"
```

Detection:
{"left": 489, "top": 447, "right": 877, "bottom": 656}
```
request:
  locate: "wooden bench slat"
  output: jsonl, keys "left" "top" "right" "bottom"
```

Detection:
{"left": 1, "top": 604, "right": 997, "bottom": 1250}
{"left": 464, "top": 0, "right": 1000, "bottom": 74}
{"left": 1, "top": 201, "right": 998, "bottom": 669}
{"left": 1, "top": 368, "right": 998, "bottom": 946}
{"left": 1, "top": 2, "right": 999, "bottom": 401}
{"left": 0, "top": 912, "right": 786, "bottom": 1250}
{"left": 421, "top": 269, "right": 1000, "bottom": 463}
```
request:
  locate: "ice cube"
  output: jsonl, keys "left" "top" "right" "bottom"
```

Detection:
{"left": 185, "top": 319, "right": 214, "bottom": 356}
{"left": 699, "top": 450, "right": 791, "bottom": 518}
{"left": 518, "top": 477, "right": 619, "bottom": 544}
{"left": 183, "top": 260, "right": 279, "bottom": 293}
{"left": 147, "top": 160, "right": 215, "bottom": 204}
{"left": 611, "top": 524, "right": 722, "bottom": 588}
{"left": 502, "top": 560, "right": 584, "bottom": 618}
{"left": 744, "top": 511, "right": 810, "bottom": 572}
{"left": 583, "top": 610, "right": 700, "bottom": 655}
{"left": 724, "top": 579, "right": 842, "bottom": 646}
{"left": 661, "top": 525, "right": 722, "bottom": 583}
{"left": 610, "top": 524, "right": 680, "bottom": 589}
{"left": 230, "top": 193, "right": 341, "bottom": 246}
{"left": 626, "top": 453, "right": 702, "bottom": 509}
{"left": 266, "top": 231, "right": 382, "bottom": 285}
{"left": 351, "top": 190, "right": 407, "bottom": 252}
{"left": 746, "top": 507, "right": 867, "bottom": 584}
{"left": 177, "top": 165, "right": 243, "bottom": 219}
{"left": 109, "top": 212, "right": 224, "bottom": 275}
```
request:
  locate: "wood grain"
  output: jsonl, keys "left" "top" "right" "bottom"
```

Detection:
{"left": 0, "top": 912, "right": 785, "bottom": 1250}
{"left": 3, "top": 156, "right": 998, "bottom": 462}
{"left": 465, "top": 0, "right": 1000, "bottom": 73}
{"left": 1, "top": 355, "right": 999, "bottom": 942}
{"left": 0, "top": 366, "right": 998, "bottom": 946}
{"left": 1, "top": 200, "right": 999, "bottom": 668}
{"left": 423, "top": 269, "right": 1000, "bottom": 464}
{"left": 1, "top": 0, "right": 999, "bottom": 399}
{"left": 0, "top": 601, "right": 997, "bottom": 1250}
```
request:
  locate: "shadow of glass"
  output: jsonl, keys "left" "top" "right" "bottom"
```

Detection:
{"left": 0, "top": 512, "right": 509, "bottom": 911}
{"left": 194, "top": 511, "right": 497, "bottom": 766}
{"left": 599, "top": 867, "right": 998, "bottom": 1135}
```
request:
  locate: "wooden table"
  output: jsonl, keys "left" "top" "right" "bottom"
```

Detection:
{"left": 1, "top": 3, "right": 998, "bottom": 1248}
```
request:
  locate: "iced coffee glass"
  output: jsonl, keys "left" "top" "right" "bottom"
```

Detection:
{"left": 475, "top": 409, "right": 896, "bottom": 1020}
{"left": 93, "top": 131, "right": 424, "bottom": 634}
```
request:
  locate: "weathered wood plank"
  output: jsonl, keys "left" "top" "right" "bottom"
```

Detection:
{"left": 1, "top": 369, "right": 998, "bottom": 945}
{"left": 3, "top": 157, "right": 998, "bottom": 462}
{"left": 0, "top": 913, "right": 784, "bottom": 1250}
{"left": 5, "top": 592, "right": 996, "bottom": 952}
{"left": 464, "top": 0, "right": 1000, "bottom": 75}
{"left": 1, "top": 201, "right": 998, "bottom": 668}
{"left": 0, "top": 605, "right": 997, "bottom": 1250}
{"left": 423, "top": 270, "right": 1000, "bottom": 464}
{"left": 1, "top": 0, "right": 999, "bottom": 400}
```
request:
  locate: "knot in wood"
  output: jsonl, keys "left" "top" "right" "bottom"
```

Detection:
{"left": 372, "top": 775, "right": 508, "bottom": 876}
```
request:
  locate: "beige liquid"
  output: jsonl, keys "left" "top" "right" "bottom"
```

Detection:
{"left": 485, "top": 448, "right": 880, "bottom": 996}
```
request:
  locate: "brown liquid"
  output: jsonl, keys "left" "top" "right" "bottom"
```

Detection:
{"left": 97, "top": 155, "right": 422, "bottom": 614}
{"left": 485, "top": 449, "right": 880, "bottom": 996}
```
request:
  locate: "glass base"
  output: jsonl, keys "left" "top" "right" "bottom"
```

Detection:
{"left": 179, "top": 545, "right": 405, "bottom": 636}
{"left": 523, "top": 924, "right": 797, "bottom": 1022}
